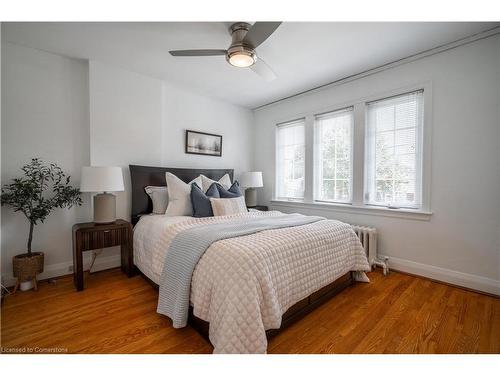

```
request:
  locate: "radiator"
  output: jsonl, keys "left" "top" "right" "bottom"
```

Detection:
{"left": 351, "top": 225, "right": 389, "bottom": 275}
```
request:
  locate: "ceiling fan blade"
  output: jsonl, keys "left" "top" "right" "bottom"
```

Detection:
{"left": 251, "top": 58, "right": 277, "bottom": 81}
{"left": 169, "top": 49, "right": 227, "bottom": 56}
{"left": 243, "top": 22, "right": 282, "bottom": 48}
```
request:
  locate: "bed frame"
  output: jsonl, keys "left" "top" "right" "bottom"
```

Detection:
{"left": 129, "top": 164, "right": 355, "bottom": 345}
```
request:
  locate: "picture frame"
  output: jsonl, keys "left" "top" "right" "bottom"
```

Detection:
{"left": 185, "top": 130, "right": 223, "bottom": 157}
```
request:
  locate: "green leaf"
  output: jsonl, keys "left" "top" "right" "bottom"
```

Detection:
{"left": 0, "top": 158, "right": 82, "bottom": 251}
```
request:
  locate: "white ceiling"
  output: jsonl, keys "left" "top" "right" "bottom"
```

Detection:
{"left": 3, "top": 22, "right": 499, "bottom": 108}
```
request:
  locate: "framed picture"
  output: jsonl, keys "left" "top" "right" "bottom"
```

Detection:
{"left": 185, "top": 130, "right": 222, "bottom": 157}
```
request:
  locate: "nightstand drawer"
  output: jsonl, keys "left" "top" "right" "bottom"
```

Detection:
{"left": 78, "top": 228, "right": 126, "bottom": 250}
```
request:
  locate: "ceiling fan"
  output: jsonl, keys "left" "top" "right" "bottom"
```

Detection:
{"left": 169, "top": 22, "right": 282, "bottom": 81}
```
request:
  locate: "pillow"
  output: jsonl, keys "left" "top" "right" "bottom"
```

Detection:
{"left": 200, "top": 174, "right": 232, "bottom": 192}
{"left": 210, "top": 196, "right": 248, "bottom": 216}
{"left": 144, "top": 186, "right": 169, "bottom": 214}
{"left": 216, "top": 180, "right": 243, "bottom": 198}
{"left": 191, "top": 182, "right": 220, "bottom": 218}
{"left": 165, "top": 172, "right": 203, "bottom": 216}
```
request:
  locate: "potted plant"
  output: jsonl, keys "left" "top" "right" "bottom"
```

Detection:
{"left": 1, "top": 158, "right": 82, "bottom": 292}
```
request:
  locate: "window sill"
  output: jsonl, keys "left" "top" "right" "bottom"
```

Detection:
{"left": 270, "top": 200, "right": 433, "bottom": 221}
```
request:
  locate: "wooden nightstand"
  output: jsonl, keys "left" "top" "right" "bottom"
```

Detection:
{"left": 249, "top": 205, "right": 269, "bottom": 211}
{"left": 72, "top": 219, "right": 133, "bottom": 291}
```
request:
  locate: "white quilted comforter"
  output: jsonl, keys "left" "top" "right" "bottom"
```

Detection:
{"left": 134, "top": 211, "right": 370, "bottom": 353}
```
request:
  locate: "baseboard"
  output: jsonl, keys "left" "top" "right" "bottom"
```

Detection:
{"left": 381, "top": 254, "right": 500, "bottom": 296}
{"left": 1, "top": 253, "right": 121, "bottom": 288}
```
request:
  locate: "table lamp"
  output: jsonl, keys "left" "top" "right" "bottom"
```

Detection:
{"left": 80, "top": 166, "right": 124, "bottom": 224}
{"left": 241, "top": 171, "right": 263, "bottom": 207}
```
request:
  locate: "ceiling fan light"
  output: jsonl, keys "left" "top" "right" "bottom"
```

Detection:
{"left": 227, "top": 50, "right": 256, "bottom": 68}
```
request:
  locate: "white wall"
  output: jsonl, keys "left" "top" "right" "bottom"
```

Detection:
{"left": 161, "top": 81, "right": 254, "bottom": 173}
{"left": 89, "top": 60, "right": 254, "bottom": 221}
{"left": 89, "top": 61, "right": 164, "bottom": 221}
{"left": 1, "top": 46, "right": 254, "bottom": 285}
{"left": 254, "top": 35, "right": 500, "bottom": 294}
{"left": 1, "top": 42, "right": 91, "bottom": 283}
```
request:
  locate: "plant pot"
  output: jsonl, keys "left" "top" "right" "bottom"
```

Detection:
{"left": 20, "top": 280, "right": 34, "bottom": 291}
{"left": 12, "top": 252, "right": 44, "bottom": 283}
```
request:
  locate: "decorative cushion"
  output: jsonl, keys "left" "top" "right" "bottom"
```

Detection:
{"left": 217, "top": 180, "right": 243, "bottom": 198}
{"left": 191, "top": 182, "right": 220, "bottom": 218}
{"left": 200, "top": 174, "right": 232, "bottom": 192}
{"left": 210, "top": 196, "right": 248, "bottom": 216}
{"left": 165, "top": 172, "right": 203, "bottom": 216}
{"left": 144, "top": 186, "right": 169, "bottom": 214}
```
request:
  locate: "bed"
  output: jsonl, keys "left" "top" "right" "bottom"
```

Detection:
{"left": 130, "top": 165, "right": 370, "bottom": 353}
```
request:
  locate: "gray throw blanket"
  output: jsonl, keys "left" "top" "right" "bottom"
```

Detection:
{"left": 157, "top": 213, "right": 324, "bottom": 328}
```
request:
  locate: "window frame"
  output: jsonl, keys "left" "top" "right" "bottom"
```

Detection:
{"left": 364, "top": 89, "right": 425, "bottom": 209}
{"left": 271, "top": 82, "right": 432, "bottom": 220}
{"left": 274, "top": 118, "right": 306, "bottom": 201}
{"left": 313, "top": 106, "right": 354, "bottom": 204}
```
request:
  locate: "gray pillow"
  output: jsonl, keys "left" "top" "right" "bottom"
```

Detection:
{"left": 144, "top": 186, "right": 168, "bottom": 214}
{"left": 217, "top": 180, "right": 243, "bottom": 198}
{"left": 191, "top": 182, "right": 220, "bottom": 217}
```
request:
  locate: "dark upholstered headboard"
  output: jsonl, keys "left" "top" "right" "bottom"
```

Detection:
{"left": 129, "top": 164, "right": 234, "bottom": 225}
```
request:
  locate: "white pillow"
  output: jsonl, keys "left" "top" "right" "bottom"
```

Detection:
{"left": 200, "top": 174, "right": 232, "bottom": 192}
{"left": 165, "top": 172, "right": 203, "bottom": 216}
{"left": 210, "top": 196, "right": 247, "bottom": 216}
{"left": 144, "top": 186, "right": 169, "bottom": 214}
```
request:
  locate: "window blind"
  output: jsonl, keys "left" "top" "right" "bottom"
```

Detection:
{"left": 276, "top": 119, "right": 305, "bottom": 200}
{"left": 314, "top": 107, "right": 353, "bottom": 203}
{"left": 365, "top": 90, "right": 424, "bottom": 208}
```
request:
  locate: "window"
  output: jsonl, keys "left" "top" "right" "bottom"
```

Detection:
{"left": 273, "top": 86, "right": 429, "bottom": 217}
{"left": 275, "top": 119, "right": 305, "bottom": 200}
{"left": 314, "top": 107, "right": 353, "bottom": 203}
{"left": 365, "top": 90, "right": 424, "bottom": 208}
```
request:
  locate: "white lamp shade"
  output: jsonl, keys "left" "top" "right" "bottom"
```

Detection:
{"left": 80, "top": 166, "right": 124, "bottom": 192}
{"left": 241, "top": 171, "right": 263, "bottom": 188}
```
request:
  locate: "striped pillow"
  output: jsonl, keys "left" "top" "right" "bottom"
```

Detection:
{"left": 210, "top": 196, "right": 247, "bottom": 216}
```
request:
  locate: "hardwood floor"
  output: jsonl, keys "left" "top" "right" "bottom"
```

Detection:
{"left": 1, "top": 268, "right": 498, "bottom": 354}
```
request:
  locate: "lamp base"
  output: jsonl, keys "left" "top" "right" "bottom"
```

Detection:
{"left": 245, "top": 188, "right": 257, "bottom": 207}
{"left": 93, "top": 193, "right": 116, "bottom": 224}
